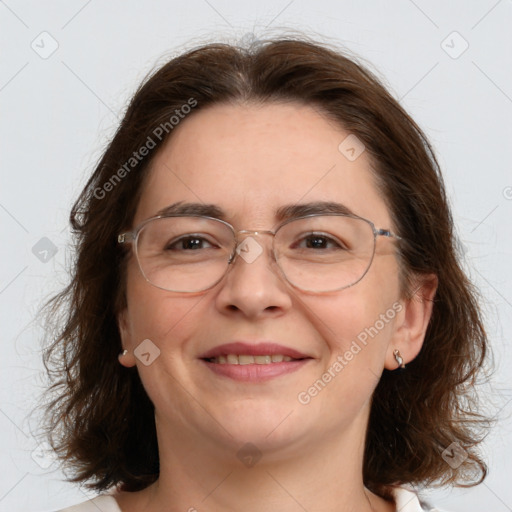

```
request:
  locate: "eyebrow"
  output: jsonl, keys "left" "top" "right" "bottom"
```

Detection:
{"left": 155, "top": 202, "right": 226, "bottom": 219}
{"left": 154, "top": 201, "right": 356, "bottom": 224}
{"left": 275, "top": 201, "right": 354, "bottom": 222}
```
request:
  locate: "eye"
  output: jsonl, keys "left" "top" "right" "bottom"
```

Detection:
{"left": 293, "top": 233, "right": 347, "bottom": 250}
{"left": 165, "top": 235, "right": 216, "bottom": 251}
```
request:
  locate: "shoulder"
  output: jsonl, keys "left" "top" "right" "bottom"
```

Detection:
{"left": 54, "top": 494, "right": 121, "bottom": 512}
{"left": 391, "top": 486, "right": 452, "bottom": 512}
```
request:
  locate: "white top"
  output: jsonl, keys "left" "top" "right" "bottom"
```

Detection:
{"left": 56, "top": 494, "right": 120, "bottom": 512}
{"left": 55, "top": 486, "right": 449, "bottom": 511}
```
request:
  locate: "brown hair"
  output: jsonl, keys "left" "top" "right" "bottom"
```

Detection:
{"left": 41, "top": 37, "right": 491, "bottom": 498}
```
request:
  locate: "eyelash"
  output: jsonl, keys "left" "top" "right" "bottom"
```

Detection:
{"left": 165, "top": 233, "right": 345, "bottom": 251}
{"left": 293, "top": 233, "right": 345, "bottom": 250}
{"left": 166, "top": 235, "right": 217, "bottom": 251}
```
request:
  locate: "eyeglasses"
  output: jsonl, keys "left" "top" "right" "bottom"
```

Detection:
{"left": 117, "top": 213, "right": 402, "bottom": 293}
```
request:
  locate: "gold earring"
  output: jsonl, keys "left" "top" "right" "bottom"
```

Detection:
{"left": 393, "top": 349, "right": 406, "bottom": 369}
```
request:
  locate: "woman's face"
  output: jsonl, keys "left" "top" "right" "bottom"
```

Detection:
{"left": 118, "top": 101, "right": 405, "bottom": 458}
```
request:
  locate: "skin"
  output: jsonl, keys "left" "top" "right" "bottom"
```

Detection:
{"left": 116, "top": 102, "right": 437, "bottom": 512}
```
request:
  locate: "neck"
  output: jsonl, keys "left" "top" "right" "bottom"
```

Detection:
{"left": 116, "top": 404, "right": 393, "bottom": 512}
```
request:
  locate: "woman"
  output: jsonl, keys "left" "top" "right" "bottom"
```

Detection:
{"left": 42, "top": 37, "right": 490, "bottom": 512}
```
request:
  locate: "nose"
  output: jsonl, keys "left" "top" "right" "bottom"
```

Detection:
{"left": 214, "top": 234, "right": 293, "bottom": 319}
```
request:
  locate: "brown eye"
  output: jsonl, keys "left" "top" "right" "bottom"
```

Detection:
{"left": 165, "top": 235, "right": 215, "bottom": 251}
{"left": 293, "top": 233, "right": 346, "bottom": 250}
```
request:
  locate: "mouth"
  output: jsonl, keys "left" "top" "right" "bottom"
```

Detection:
{"left": 199, "top": 342, "right": 313, "bottom": 382}
{"left": 199, "top": 341, "right": 311, "bottom": 361}
{"left": 201, "top": 357, "right": 312, "bottom": 382}
{"left": 203, "top": 354, "right": 304, "bottom": 364}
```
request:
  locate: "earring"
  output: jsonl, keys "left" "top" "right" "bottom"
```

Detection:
{"left": 393, "top": 349, "right": 406, "bottom": 369}
{"left": 119, "top": 349, "right": 128, "bottom": 357}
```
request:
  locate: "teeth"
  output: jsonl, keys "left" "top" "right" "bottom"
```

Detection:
{"left": 255, "top": 355, "right": 272, "bottom": 364}
{"left": 210, "top": 354, "right": 295, "bottom": 364}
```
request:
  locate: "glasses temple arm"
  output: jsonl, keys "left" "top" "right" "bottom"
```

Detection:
{"left": 118, "top": 233, "right": 136, "bottom": 244}
{"left": 375, "top": 228, "right": 403, "bottom": 241}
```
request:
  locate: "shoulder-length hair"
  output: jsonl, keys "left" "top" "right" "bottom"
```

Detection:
{"left": 41, "top": 36, "right": 490, "bottom": 498}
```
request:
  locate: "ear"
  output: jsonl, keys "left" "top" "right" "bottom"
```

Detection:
{"left": 384, "top": 274, "right": 438, "bottom": 370}
{"left": 117, "top": 308, "right": 137, "bottom": 368}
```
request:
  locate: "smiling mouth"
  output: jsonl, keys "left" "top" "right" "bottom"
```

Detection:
{"left": 203, "top": 354, "right": 308, "bottom": 365}
{"left": 201, "top": 354, "right": 312, "bottom": 382}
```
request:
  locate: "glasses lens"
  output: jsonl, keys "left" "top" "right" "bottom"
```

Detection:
{"left": 274, "top": 215, "right": 375, "bottom": 292}
{"left": 135, "top": 217, "right": 234, "bottom": 292}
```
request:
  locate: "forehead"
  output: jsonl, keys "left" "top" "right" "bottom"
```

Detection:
{"left": 133, "top": 102, "right": 392, "bottom": 229}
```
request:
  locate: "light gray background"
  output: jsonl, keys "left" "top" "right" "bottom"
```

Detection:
{"left": 1, "top": 1, "right": 511, "bottom": 511}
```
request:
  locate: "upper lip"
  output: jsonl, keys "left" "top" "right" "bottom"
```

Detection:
{"left": 199, "top": 342, "right": 311, "bottom": 360}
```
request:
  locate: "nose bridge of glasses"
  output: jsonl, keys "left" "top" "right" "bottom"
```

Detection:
{"left": 234, "top": 229, "right": 276, "bottom": 249}
{"left": 229, "top": 228, "right": 278, "bottom": 266}
{"left": 236, "top": 229, "right": 275, "bottom": 237}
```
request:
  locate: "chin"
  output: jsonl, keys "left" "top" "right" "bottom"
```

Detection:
{"left": 213, "top": 401, "right": 312, "bottom": 446}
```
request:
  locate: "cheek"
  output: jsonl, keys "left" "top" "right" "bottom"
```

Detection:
{"left": 130, "top": 295, "right": 203, "bottom": 346}
{"left": 302, "top": 292, "right": 391, "bottom": 353}
{"left": 123, "top": 275, "right": 207, "bottom": 407}
{"left": 124, "top": 263, "right": 204, "bottom": 347}
{"left": 301, "top": 258, "right": 402, "bottom": 362}
{"left": 296, "top": 287, "right": 401, "bottom": 415}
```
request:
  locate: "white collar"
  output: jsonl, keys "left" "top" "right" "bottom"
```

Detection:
{"left": 95, "top": 485, "right": 441, "bottom": 512}
{"left": 392, "top": 486, "right": 443, "bottom": 512}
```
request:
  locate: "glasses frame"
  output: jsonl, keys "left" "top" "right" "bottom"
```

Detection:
{"left": 118, "top": 213, "right": 403, "bottom": 293}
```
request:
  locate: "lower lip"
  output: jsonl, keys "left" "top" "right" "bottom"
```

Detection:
{"left": 201, "top": 359, "right": 311, "bottom": 382}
